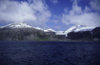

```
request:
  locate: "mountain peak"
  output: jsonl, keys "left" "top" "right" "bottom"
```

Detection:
{"left": 1, "top": 22, "right": 32, "bottom": 29}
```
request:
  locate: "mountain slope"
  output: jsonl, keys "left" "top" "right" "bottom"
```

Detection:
{"left": 65, "top": 25, "right": 95, "bottom": 36}
{"left": 0, "top": 23, "right": 66, "bottom": 41}
{"left": 0, "top": 23, "right": 99, "bottom": 41}
{"left": 67, "top": 26, "right": 100, "bottom": 41}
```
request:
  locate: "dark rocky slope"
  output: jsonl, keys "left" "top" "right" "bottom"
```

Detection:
{"left": 0, "top": 28, "right": 66, "bottom": 41}
{"left": 67, "top": 27, "right": 100, "bottom": 41}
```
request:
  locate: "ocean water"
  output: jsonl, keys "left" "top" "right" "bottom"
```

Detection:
{"left": 0, "top": 41, "right": 100, "bottom": 65}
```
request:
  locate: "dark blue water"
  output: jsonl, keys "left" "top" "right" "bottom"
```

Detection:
{"left": 0, "top": 41, "right": 100, "bottom": 65}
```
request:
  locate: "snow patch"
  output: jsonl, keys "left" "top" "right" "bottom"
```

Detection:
{"left": 56, "top": 31, "right": 65, "bottom": 35}
{"left": 33, "top": 27, "right": 43, "bottom": 30}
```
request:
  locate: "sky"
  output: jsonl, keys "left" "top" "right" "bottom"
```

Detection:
{"left": 0, "top": 0, "right": 100, "bottom": 31}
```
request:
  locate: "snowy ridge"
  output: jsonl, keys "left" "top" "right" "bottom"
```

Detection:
{"left": 1, "top": 22, "right": 32, "bottom": 28}
{"left": 64, "top": 25, "right": 82, "bottom": 36}
{"left": 0, "top": 23, "right": 56, "bottom": 32}
{"left": 33, "top": 27, "right": 43, "bottom": 30}
{"left": 44, "top": 29, "right": 56, "bottom": 32}
{"left": 65, "top": 25, "right": 84, "bottom": 33}
{"left": 0, "top": 23, "right": 57, "bottom": 32}
{"left": 64, "top": 25, "right": 95, "bottom": 36}
{"left": 0, "top": 23, "right": 96, "bottom": 37}
{"left": 74, "top": 27, "right": 95, "bottom": 32}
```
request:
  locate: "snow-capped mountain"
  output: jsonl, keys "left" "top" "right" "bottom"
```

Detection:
{"left": 0, "top": 22, "right": 57, "bottom": 32}
{"left": 1, "top": 22, "right": 32, "bottom": 29}
{"left": 65, "top": 25, "right": 84, "bottom": 34}
{"left": 0, "top": 23, "right": 96, "bottom": 37}
{"left": 0, "top": 23, "right": 99, "bottom": 41}
{"left": 64, "top": 25, "right": 95, "bottom": 36}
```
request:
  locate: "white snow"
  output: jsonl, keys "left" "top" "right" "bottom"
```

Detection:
{"left": 44, "top": 29, "right": 56, "bottom": 32}
{"left": 74, "top": 27, "right": 95, "bottom": 32}
{"left": 64, "top": 25, "right": 81, "bottom": 36}
{"left": 33, "top": 27, "right": 43, "bottom": 30}
{"left": 56, "top": 31, "right": 65, "bottom": 35}
{"left": 1, "top": 22, "right": 32, "bottom": 28}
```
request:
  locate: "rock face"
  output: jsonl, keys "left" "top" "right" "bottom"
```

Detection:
{"left": 0, "top": 28, "right": 57, "bottom": 41}
{"left": 0, "top": 28, "right": 45, "bottom": 40}
{"left": 92, "top": 27, "right": 100, "bottom": 41}
{"left": 67, "top": 31, "right": 92, "bottom": 40}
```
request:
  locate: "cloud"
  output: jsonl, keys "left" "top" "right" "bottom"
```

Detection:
{"left": 0, "top": 0, "right": 99, "bottom": 30}
{"left": 62, "top": 0, "right": 100, "bottom": 27}
{"left": 50, "top": 0, "right": 58, "bottom": 4}
{"left": 90, "top": 0, "right": 100, "bottom": 11}
{"left": 0, "top": 0, "right": 51, "bottom": 27}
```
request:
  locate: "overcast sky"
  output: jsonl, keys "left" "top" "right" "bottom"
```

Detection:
{"left": 0, "top": 0, "right": 100, "bottom": 31}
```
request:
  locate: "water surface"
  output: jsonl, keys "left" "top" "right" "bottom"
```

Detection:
{"left": 0, "top": 41, "right": 100, "bottom": 65}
